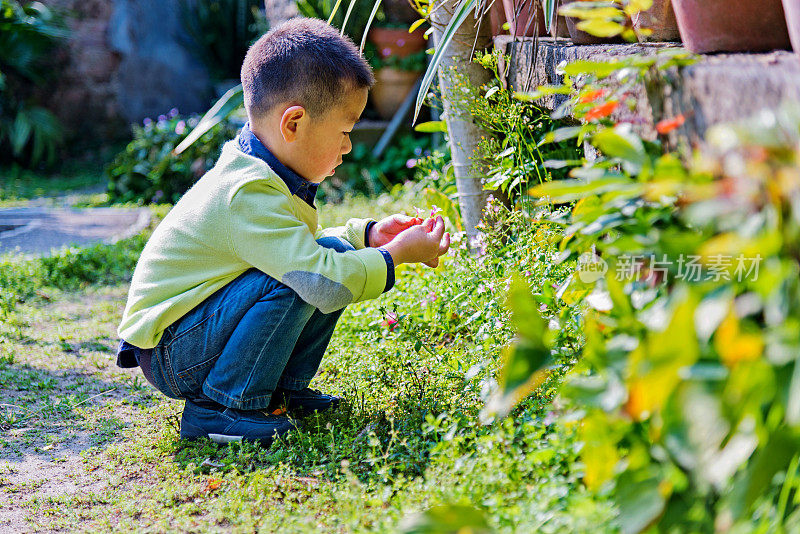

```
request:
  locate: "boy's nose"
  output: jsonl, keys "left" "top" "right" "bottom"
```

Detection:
{"left": 341, "top": 135, "right": 352, "bottom": 155}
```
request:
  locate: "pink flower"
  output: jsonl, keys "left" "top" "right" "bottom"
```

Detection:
{"left": 430, "top": 205, "right": 442, "bottom": 217}
{"left": 396, "top": 38, "right": 406, "bottom": 46}
{"left": 174, "top": 120, "right": 186, "bottom": 135}
{"left": 381, "top": 312, "right": 398, "bottom": 331}
{"left": 381, "top": 47, "right": 392, "bottom": 57}
{"left": 406, "top": 158, "right": 417, "bottom": 169}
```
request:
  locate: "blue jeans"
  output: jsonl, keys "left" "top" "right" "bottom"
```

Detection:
{"left": 147, "top": 237, "right": 353, "bottom": 411}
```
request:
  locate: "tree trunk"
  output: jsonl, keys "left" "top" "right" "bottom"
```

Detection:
{"left": 430, "top": 0, "right": 494, "bottom": 246}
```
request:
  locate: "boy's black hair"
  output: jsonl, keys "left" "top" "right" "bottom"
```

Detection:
{"left": 241, "top": 18, "right": 374, "bottom": 119}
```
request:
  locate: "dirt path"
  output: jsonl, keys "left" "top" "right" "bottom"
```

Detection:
{"left": 0, "top": 207, "right": 150, "bottom": 256}
{"left": 0, "top": 286, "right": 166, "bottom": 533}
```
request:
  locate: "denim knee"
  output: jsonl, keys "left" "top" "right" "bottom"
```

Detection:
{"left": 316, "top": 236, "right": 355, "bottom": 253}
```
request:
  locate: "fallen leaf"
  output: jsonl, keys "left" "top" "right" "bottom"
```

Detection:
{"left": 205, "top": 477, "right": 223, "bottom": 492}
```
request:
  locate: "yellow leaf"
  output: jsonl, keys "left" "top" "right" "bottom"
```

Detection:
{"left": 572, "top": 196, "right": 601, "bottom": 217}
{"left": 560, "top": 6, "right": 622, "bottom": 19}
{"left": 624, "top": 290, "right": 699, "bottom": 421}
{"left": 714, "top": 311, "right": 764, "bottom": 366}
{"left": 580, "top": 412, "right": 618, "bottom": 491}
{"left": 624, "top": 0, "right": 653, "bottom": 16}
{"left": 577, "top": 19, "right": 626, "bottom": 38}
{"left": 409, "top": 18, "right": 427, "bottom": 33}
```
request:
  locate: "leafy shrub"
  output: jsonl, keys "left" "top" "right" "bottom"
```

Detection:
{"left": 0, "top": 220, "right": 161, "bottom": 320}
{"left": 499, "top": 46, "right": 800, "bottom": 531}
{"left": 0, "top": 0, "right": 67, "bottom": 168}
{"left": 106, "top": 111, "right": 239, "bottom": 204}
{"left": 179, "top": 0, "right": 264, "bottom": 82}
{"left": 325, "top": 132, "right": 436, "bottom": 201}
{"left": 443, "top": 51, "right": 583, "bottom": 202}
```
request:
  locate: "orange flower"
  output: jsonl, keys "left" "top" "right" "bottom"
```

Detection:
{"left": 655, "top": 114, "right": 685, "bottom": 134}
{"left": 579, "top": 88, "right": 606, "bottom": 103}
{"left": 205, "top": 477, "right": 223, "bottom": 492}
{"left": 584, "top": 101, "right": 619, "bottom": 121}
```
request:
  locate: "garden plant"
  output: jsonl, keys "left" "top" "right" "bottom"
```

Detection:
{"left": 2, "top": 0, "right": 800, "bottom": 531}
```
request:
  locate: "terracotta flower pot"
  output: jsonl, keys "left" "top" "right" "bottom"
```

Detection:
{"left": 490, "top": 0, "right": 507, "bottom": 36}
{"left": 566, "top": 15, "right": 624, "bottom": 45}
{"left": 501, "top": 0, "right": 548, "bottom": 37}
{"left": 633, "top": 0, "right": 680, "bottom": 42}
{"left": 672, "top": 0, "right": 791, "bottom": 53}
{"left": 783, "top": 0, "right": 800, "bottom": 52}
{"left": 368, "top": 27, "right": 426, "bottom": 59}
{"left": 370, "top": 67, "right": 421, "bottom": 120}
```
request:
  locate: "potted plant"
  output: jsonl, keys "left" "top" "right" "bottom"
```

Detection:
{"left": 671, "top": 0, "right": 791, "bottom": 53}
{"left": 367, "top": 0, "right": 427, "bottom": 119}
{"left": 633, "top": 0, "right": 680, "bottom": 42}
{"left": 366, "top": 37, "right": 427, "bottom": 119}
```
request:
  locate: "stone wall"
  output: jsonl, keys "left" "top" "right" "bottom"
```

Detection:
{"left": 43, "top": 0, "right": 212, "bottom": 143}
{"left": 495, "top": 36, "right": 800, "bottom": 151}
{"left": 109, "top": 0, "right": 212, "bottom": 124}
{"left": 46, "top": 0, "right": 124, "bottom": 141}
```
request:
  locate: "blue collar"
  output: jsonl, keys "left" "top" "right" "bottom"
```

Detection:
{"left": 237, "top": 122, "right": 318, "bottom": 208}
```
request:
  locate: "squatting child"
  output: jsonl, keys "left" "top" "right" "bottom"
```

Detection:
{"left": 115, "top": 18, "right": 450, "bottom": 446}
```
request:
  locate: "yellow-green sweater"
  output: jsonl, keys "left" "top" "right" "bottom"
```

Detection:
{"left": 118, "top": 140, "right": 389, "bottom": 348}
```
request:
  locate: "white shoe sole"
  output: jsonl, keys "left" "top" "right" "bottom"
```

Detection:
{"left": 208, "top": 433, "right": 244, "bottom": 444}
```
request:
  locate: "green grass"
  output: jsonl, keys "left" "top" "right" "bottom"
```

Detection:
{"left": 0, "top": 187, "right": 614, "bottom": 532}
{"left": 0, "top": 162, "right": 108, "bottom": 204}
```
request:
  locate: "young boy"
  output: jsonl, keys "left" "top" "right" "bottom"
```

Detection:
{"left": 115, "top": 18, "right": 450, "bottom": 447}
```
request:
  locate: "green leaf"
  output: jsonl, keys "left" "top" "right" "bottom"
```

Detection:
{"left": 500, "top": 277, "right": 551, "bottom": 392}
{"left": 614, "top": 473, "right": 666, "bottom": 534}
{"left": 359, "top": 0, "right": 384, "bottom": 51}
{"left": 174, "top": 84, "right": 244, "bottom": 155}
{"left": 413, "top": 0, "right": 477, "bottom": 123}
{"left": 563, "top": 60, "right": 622, "bottom": 77}
{"left": 529, "top": 177, "right": 634, "bottom": 203}
{"left": 414, "top": 121, "right": 447, "bottom": 133}
{"left": 742, "top": 429, "right": 800, "bottom": 513}
{"left": 515, "top": 86, "right": 572, "bottom": 101}
{"left": 326, "top": 0, "right": 344, "bottom": 24}
{"left": 400, "top": 504, "right": 492, "bottom": 534}
{"left": 338, "top": 0, "right": 358, "bottom": 37}
{"left": 10, "top": 110, "right": 33, "bottom": 156}
{"left": 542, "top": 0, "right": 558, "bottom": 32}
{"left": 592, "top": 126, "right": 648, "bottom": 174}
{"left": 539, "top": 126, "right": 583, "bottom": 146}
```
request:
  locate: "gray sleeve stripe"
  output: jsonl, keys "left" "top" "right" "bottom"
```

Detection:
{"left": 281, "top": 271, "right": 354, "bottom": 313}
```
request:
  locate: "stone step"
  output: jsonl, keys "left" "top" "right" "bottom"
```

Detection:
{"left": 495, "top": 36, "right": 800, "bottom": 150}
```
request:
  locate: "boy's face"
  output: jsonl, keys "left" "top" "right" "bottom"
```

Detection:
{"left": 290, "top": 87, "right": 368, "bottom": 183}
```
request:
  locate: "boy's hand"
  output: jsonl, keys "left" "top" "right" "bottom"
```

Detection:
{"left": 383, "top": 216, "right": 450, "bottom": 267}
{"left": 369, "top": 214, "right": 423, "bottom": 248}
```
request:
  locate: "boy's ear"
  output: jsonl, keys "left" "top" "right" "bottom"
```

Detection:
{"left": 279, "top": 105, "right": 307, "bottom": 143}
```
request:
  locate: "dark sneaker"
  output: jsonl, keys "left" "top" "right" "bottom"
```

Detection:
{"left": 268, "top": 387, "right": 341, "bottom": 417}
{"left": 180, "top": 399, "right": 298, "bottom": 446}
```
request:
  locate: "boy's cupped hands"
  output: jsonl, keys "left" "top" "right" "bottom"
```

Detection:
{"left": 375, "top": 214, "right": 450, "bottom": 268}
